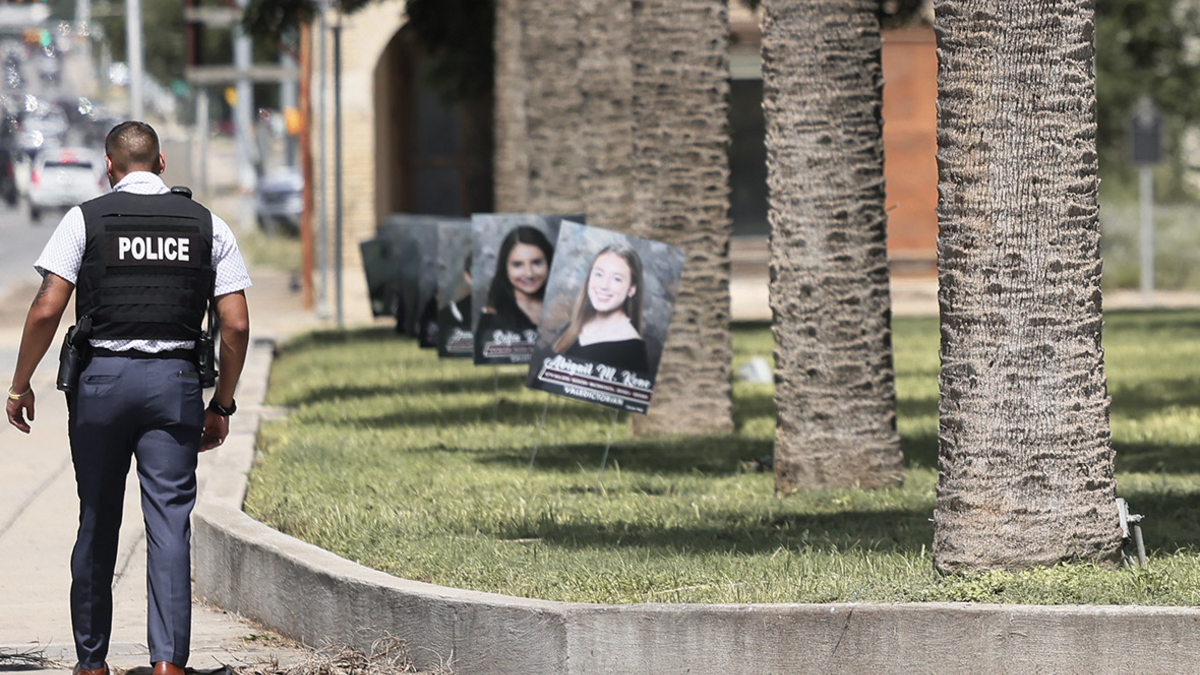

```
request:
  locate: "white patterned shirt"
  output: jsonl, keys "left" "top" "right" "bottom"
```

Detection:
{"left": 34, "top": 171, "right": 252, "bottom": 352}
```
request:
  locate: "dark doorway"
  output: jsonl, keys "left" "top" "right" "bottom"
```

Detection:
{"left": 375, "top": 27, "right": 493, "bottom": 224}
{"left": 728, "top": 77, "right": 768, "bottom": 237}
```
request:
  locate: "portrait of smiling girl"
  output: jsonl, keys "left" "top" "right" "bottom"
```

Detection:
{"left": 552, "top": 244, "right": 650, "bottom": 374}
{"left": 480, "top": 225, "right": 554, "bottom": 332}
{"left": 474, "top": 224, "right": 556, "bottom": 363}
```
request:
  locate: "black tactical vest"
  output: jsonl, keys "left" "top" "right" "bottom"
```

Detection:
{"left": 76, "top": 191, "right": 215, "bottom": 341}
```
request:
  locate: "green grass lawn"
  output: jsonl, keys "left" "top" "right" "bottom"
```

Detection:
{"left": 244, "top": 311, "right": 1200, "bottom": 605}
{"left": 237, "top": 224, "right": 303, "bottom": 274}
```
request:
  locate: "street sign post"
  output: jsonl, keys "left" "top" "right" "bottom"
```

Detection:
{"left": 1130, "top": 97, "right": 1163, "bottom": 307}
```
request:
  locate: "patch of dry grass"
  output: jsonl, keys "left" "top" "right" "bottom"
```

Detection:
{"left": 0, "top": 646, "right": 59, "bottom": 669}
{"left": 234, "top": 635, "right": 452, "bottom": 675}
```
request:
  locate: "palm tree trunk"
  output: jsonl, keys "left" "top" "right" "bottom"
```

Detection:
{"left": 932, "top": 0, "right": 1122, "bottom": 572}
{"left": 628, "top": 0, "right": 734, "bottom": 436}
{"left": 577, "top": 0, "right": 635, "bottom": 233}
{"left": 492, "top": 0, "right": 585, "bottom": 214}
{"left": 521, "top": 0, "right": 585, "bottom": 214}
{"left": 763, "top": 0, "right": 903, "bottom": 492}
{"left": 493, "top": 0, "right": 733, "bottom": 434}
{"left": 493, "top": 0, "right": 530, "bottom": 212}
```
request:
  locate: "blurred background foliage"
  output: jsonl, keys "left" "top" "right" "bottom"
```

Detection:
{"left": 1094, "top": 0, "right": 1200, "bottom": 200}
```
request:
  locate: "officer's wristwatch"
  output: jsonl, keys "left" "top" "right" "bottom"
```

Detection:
{"left": 208, "top": 398, "right": 237, "bottom": 417}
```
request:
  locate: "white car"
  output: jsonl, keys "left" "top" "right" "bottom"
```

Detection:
{"left": 27, "top": 147, "right": 105, "bottom": 222}
{"left": 255, "top": 167, "right": 304, "bottom": 235}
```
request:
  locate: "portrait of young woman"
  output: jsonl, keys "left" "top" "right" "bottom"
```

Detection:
{"left": 473, "top": 224, "right": 556, "bottom": 362}
{"left": 552, "top": 244, "right": 650, "bottom": 374}
{"left": 526, "top": 220, "right": 683, "bottom": 413}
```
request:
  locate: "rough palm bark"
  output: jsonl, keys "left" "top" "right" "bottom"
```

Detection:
{"left": 492, "top": 0, "right": 585, "bottom": 214}
{"left": 628, "top": 0, "right": 734, "bottom": 435}
{"left": 762, "top": 0, "right": 903, "bottom": 492}
{"left": 519, "top": 0, "right": 586, "bottom": 214}
{"left": 492, "top": 0, "right": 530, "bottom": 212}
{"left": 932, "top": 0, "right": 1122, "bottom": 572}
{"left": 577, "top": 0, "right": 636, "bottom": 232}
{"left": 494, "top": 0, "right": 532, "bottom": 210}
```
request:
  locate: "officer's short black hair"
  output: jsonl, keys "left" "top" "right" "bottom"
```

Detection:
{"left": 106, "top": 121, "right": 160, "bottom": 172}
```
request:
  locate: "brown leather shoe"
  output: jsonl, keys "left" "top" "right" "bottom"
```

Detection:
{"left": 72, "top": 664, "right": 109, "bottom": 675}
{"left": 151, "top": 662, "right": 186, "bottom": 675}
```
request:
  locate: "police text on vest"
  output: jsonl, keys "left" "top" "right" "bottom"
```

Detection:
{"left": 117, "top": 236, "right": 191, "bottom": 262}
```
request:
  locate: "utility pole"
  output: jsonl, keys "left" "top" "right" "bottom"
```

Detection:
{"left": 299, "top": 21, "right": 314, "bottom": 309}
{"left": 233, "top": 0, "right": 256, "bottom": 196}
{"left": 316, "top": 0, "right": 330, "bottom": 319}
{"left": 281, "top": 49, "right": 298, "bottom": 168}
{"left": 196, "top": 90, "right": 209, "bottom": 198}
{"left": 333, "top": 4, "right": 343, "bottom": 328}
{"left": 126, "top": 0, "right": 143, "bottom": 120}
{"left": 75, "top": 0, "right": 92, "bottom": 70}
{"left": 184, "top": 2, "right": 297, "bottom": 227}
{"left": 184, "top": 0, "right": 206, "bottom": 198}
{"left": 1130, "top": 96, "right": 1162, "bottom": 307}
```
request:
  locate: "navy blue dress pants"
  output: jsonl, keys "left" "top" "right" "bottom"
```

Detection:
{"left": 67, "top": 356, "right": 204, "bottom": 669}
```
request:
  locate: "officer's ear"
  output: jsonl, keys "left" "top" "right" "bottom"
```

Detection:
{"left": 156, "top": 153, "right": 166, "bottom": 175}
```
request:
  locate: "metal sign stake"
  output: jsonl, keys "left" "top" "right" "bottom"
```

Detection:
{"left": 525, "top": 395, "right": 552, "bottom": 479}
{"left": 595, "top": 408, "right": 621, "bottom": 492}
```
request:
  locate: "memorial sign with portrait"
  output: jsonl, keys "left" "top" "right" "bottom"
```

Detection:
{"left": 436, "top": 220, "right": 475, "bottom": 358}
{"left": 526, "top": 221, "right": 684, "bottom": 414}
{"left": 470, "top": 214, "right": 565, "bottom": 365}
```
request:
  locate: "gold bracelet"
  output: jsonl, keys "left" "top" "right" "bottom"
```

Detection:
{"left": 7, "top": 386, "right": 31, "bottom": 400}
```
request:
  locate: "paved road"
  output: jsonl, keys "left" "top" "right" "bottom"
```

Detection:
{"left": 0, "top": 204, "right": 58, "bottom": 301}
{"left": 0, "top": 34, "right": 101, "bottom": 301}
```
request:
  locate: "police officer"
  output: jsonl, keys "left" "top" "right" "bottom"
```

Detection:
{"left": 5, "top": 121, "right": 251, "bottom": 675}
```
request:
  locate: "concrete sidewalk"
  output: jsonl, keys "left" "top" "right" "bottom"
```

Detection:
{"left": 0, "top": 266, "right": 323, "bottom": 675}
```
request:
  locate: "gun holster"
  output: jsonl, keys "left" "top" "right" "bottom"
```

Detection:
{"left": 56, "top": 315, "right": 93, "bottom": 393}
{"left": 196, "top": 307, "right": 218, "bottom": 389}
{"left": 197, "top": 331, "right": 217, "bottom": 388}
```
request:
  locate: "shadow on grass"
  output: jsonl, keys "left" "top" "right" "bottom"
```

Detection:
{"left": 1115, "top": 439, "right": 1200, "bottom": 475}
{"left": 1105, "top": 309, "right": 1200, "bottom": 335}
{"left": 279, "top": 382, "right": 408, "bottom": 404}
{"left": 486, "top": 506, "right": 935, "bottom": 556}
{"left": 280, "top": 373, "right": 532, "bottom": 408}
{"left": 350, "top": 398, "right": 604, "bottom": 429}
{"left": 901, "top": 431, "right": 938, "bottom": 472}
{"left": 732, "top": 388, "right": 773, "bottom": 429}
{"left": 280, "top": 326, "right": 401, "bottom": 349}
{"left": 398, "top": 372, "right": 531, "bottom": 396}
{"left": 476, "top": 435, "right": 773, "bottom": 476}
{"left": 1110, "top": 378, "right": 1200, "bottom": 423}
{"left": 897, "top": 394, "right": 939, "bottom": 470}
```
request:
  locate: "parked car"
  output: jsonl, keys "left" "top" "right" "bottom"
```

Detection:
{"left": 27, "top": 146, "right": 105, "bottom": 222}
{"left": 14, "top": 104, "right": 67, "bottom": 156}
{"left": 255, "top": 167, "right": 303, "bottom": 236}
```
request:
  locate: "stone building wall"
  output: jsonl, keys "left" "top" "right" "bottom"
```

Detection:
{"left": 312, "top": 1, "right": 407, "bottom": 324}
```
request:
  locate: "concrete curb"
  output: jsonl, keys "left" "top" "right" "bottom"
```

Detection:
{"left": 194, "top": 341, "right": 1200, "bottom": 675}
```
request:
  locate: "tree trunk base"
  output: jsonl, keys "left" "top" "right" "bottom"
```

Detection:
{"left": 773, "top": 450, "right": 903, "bottom": 493}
